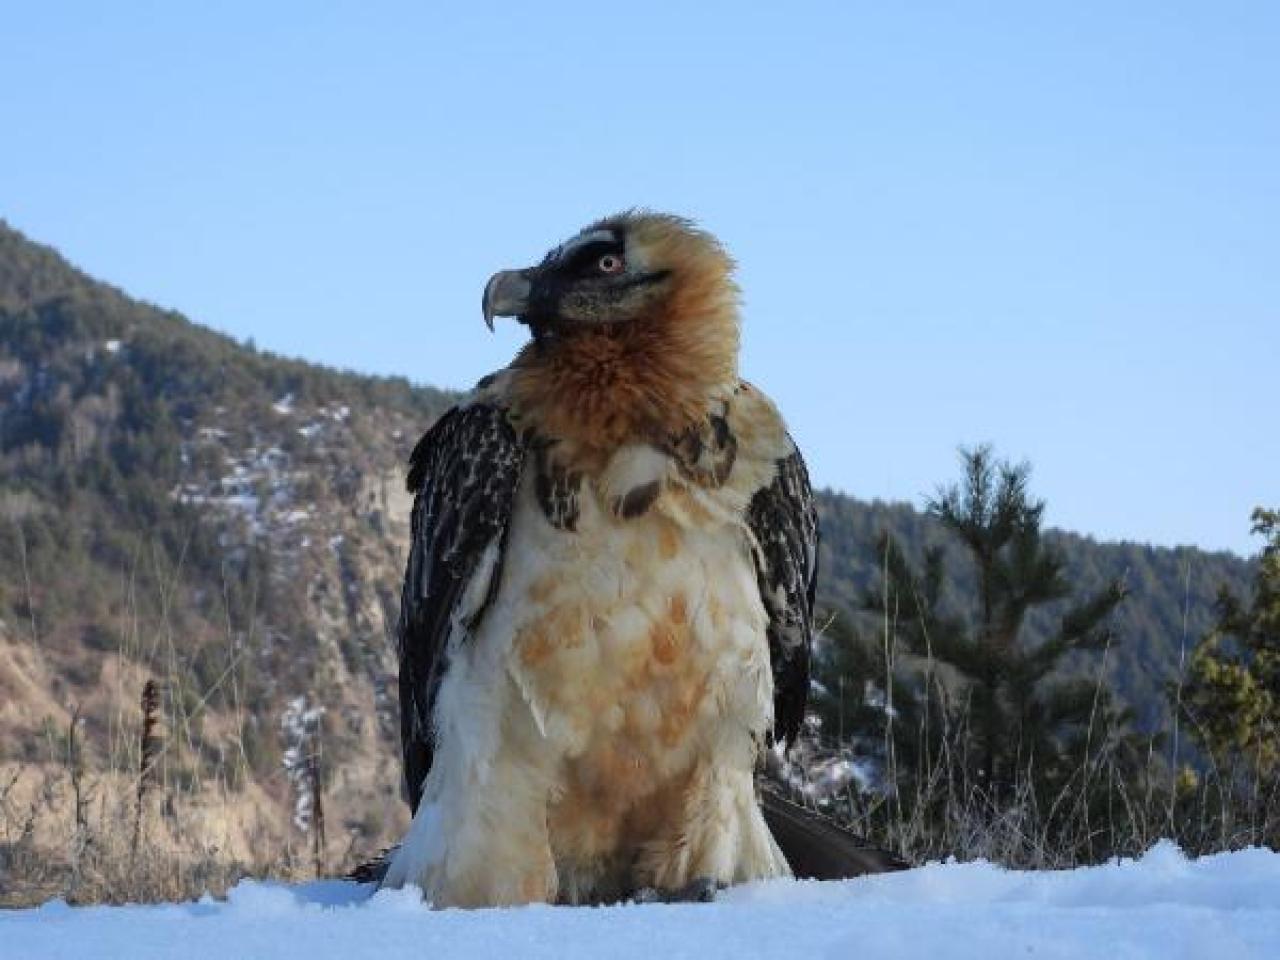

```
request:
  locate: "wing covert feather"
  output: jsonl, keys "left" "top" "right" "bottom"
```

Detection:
{"left": 746, "top": 444, "right": 819, "bottom": 748}
{"left": 397, "top": 403, "right": 525, "bottom": 812}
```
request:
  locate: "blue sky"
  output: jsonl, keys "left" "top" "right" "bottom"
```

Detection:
{"left": 2, "top": 2, "right": 1276, "bottom": 554}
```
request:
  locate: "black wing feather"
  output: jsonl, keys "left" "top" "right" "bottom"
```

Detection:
{"left": 398, "top": 403, "right": 525, "bottom": 813}
{"left": 746, "top": 444, "right": 819, "bottom": 748}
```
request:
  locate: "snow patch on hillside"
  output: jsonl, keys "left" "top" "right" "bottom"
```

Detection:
{"left": 4, "top": 843, "right": 1278, "bottom": 959}
{"left": 281, "top": 696, "right": 326, "bottom": 832}
{"left": 172, "top": 433, "right": 313, "bottom": 544}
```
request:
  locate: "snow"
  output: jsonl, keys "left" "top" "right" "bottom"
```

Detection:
{"left": 171, "top": 432, "right": 314, "bottom": 545}
{"left": 3, "top": 843, "right": 1278, "bottom": 959}
{"left": 795, "top": 755, "right": 874, "bottom": 796}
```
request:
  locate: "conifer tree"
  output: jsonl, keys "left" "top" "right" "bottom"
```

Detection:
{"left": 825, "top": 446, "right": 1131, "bottom": 811}
{"left": 1182, "top": 508, "right": 1280, "bottom": 779}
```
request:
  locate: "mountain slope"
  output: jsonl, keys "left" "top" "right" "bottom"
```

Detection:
{"left": 0, "top": 221, "right": 453, "bottom": 872}
{"left": 0, "top": 220, "right": 1255, "bottom": 880}
{"left": 815, "top": 493, "right": 1251, "bottom": 729}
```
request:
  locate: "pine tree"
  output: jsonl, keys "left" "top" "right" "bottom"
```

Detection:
{"left": 844, "top": 447, "right": 1131, "bottom": 811}
{"left": 1182, "top": 508, "right": 1280, "bottom": 779}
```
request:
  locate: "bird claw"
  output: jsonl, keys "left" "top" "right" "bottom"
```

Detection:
{"left": 632, "top": 878, "right": 720, "bottom": 904}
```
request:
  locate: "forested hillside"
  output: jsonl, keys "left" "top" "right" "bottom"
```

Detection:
{"left": 0, "top": 220, "right": 1255, "bottom": 898}
{"left": 816, "top": 493, "right": 1249, "bottom": 730}
{"left": 1, "top": 221, "right": 452, "bottom": 889}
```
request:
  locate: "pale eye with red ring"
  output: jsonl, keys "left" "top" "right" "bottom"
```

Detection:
{"left": 597, "top": 253, "right": 625, "bottom": 274}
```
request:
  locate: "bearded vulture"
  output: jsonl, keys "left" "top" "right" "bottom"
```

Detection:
{"left": 379, "top": 212, "right": 896, "bottom": 907}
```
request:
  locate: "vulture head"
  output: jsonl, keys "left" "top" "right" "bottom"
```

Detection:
{"left": 492, "top": 212, "right": 743, "bottom": 450}
{"left": 483, "top": 211, "right": 738, "bottom": 346}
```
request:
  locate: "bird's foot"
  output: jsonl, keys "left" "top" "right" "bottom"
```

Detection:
{"left": 632, "top": 878, "right": 720, "bottom": 904}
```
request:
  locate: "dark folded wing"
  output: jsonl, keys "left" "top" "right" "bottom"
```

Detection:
{"left": 746, "top": 443, "right": 818, "bottom": 747}
{"left": 760, "top": 784, "right": 908, "bottom": 878}
{"left": 398, "top": 402, "right": 526, "bottom": 813}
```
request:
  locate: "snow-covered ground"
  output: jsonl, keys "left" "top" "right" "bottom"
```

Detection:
{"left": 4, "top": 842, "right": 1278, "bottom": 959}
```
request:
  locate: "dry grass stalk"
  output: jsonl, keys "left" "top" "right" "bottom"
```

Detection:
{"left": 132, "top": 679, "right": 161, "bottom": 856}
{"left": 308, "top": 742, "right": 325, "bottom": 877}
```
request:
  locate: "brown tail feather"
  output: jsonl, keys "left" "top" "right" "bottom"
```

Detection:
{"left": 760, "top": 786, "right": 909, "bottom": 879}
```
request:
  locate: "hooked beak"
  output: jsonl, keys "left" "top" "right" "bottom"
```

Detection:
{"left": 482, "top": 269, "right": 534, "bottom": 331}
